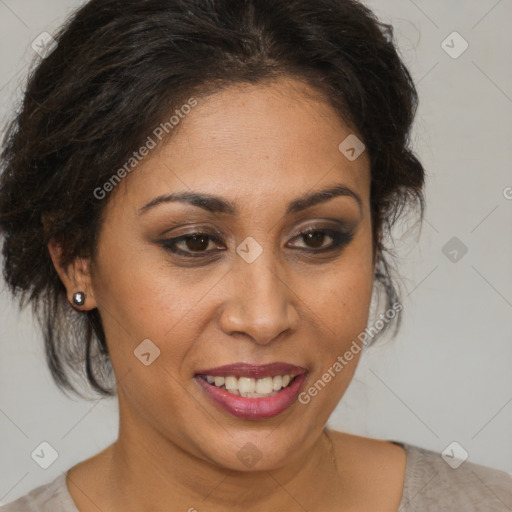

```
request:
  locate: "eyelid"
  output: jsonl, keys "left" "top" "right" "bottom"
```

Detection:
{"left": 159, "top": 224, "right": 355, "bottom": 259}
{"left": 288, "top": 226, "right": 355, "bottom": 249}
{"left": 159, "top": 223, "right": 226, "bottom": 239}
{"left": 288, "top": 218, "right": 356, "bottom": 237}
{"left": 157, "top": 215, "right": 358, "bottom": 250}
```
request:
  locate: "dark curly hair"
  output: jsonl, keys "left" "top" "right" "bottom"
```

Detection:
{"left": 0, "top": 0, "right": 425, "bottom": 398}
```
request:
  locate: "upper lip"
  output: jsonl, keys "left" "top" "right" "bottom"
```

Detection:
{"left": 195, "top": 362, "right": 307, "bottom": 379}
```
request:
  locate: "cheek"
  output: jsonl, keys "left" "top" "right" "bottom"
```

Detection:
{"left": 90, "top": 247, "right": 205, "bottom": 427}
{"left": 299, "top": 237, "right": 374, "bottom": 392}
{"left": 92, "top": 226, "right": 196, "bottom": 329}
{"left": 295, "top": 256, "right": 373, "bottom": 422}
{"left": 90, "top": 233, "right": 209, "bottom": 381}
{"left": 310, "top": 241, "right": 374, "bottom": 336}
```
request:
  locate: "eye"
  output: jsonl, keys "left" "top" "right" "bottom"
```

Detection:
{"left": 159, "top": 227, "right": 355, "bottom": 259}
{"left": 160, "top": 232, "right": 224, "bottom": 257}
{"left": 288, "top": 228, "right": 355, "bottom": 253}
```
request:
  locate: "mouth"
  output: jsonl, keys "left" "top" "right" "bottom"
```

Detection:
{"left": 199, "top": 373, "right": 296, "bottom": 398}
{"left": 195, "top": 362, "right": 308, "bottom": 420}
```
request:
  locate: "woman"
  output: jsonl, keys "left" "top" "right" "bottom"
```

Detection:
{"left": 0, "top": 0, "right": 511, "bottom": 510}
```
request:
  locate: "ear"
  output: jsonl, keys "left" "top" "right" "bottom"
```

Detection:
{"left": 48, "top": 239, "right": 97, "bottom": 310}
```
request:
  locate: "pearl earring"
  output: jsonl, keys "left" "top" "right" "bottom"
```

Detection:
{"left": 72, "top": 291, "right": 86, "bottom": 306}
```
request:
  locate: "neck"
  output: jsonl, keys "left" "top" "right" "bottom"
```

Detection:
{"left": 104, "top": 415, "right": 343, "bottom": 511}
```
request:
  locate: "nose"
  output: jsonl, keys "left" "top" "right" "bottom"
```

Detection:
{"left": 219, "top": 254, "right": 300, "bottom": 346}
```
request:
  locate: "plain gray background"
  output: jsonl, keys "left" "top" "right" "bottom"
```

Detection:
{"left": 1, "top": 0, "right": 511, "bottom": 504}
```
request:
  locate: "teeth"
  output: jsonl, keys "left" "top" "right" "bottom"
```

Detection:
{"left": 255, "top": 376, "right": 273, "bottom": 394}
{"left": 203, "top": 374, "right": 295, "bottom": 397}
{"left": 225, "top": 376, "right": 238, "bottom": 390}
{"left": 238, "top": 377, "right": 255, "bottom": 394}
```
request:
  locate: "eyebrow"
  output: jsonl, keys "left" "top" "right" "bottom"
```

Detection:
{"left": 138, "top": 183, "right": 362, "bottom": 216}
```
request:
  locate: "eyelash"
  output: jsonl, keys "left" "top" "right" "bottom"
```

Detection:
{"left": 159, "top": 228, "right": 355, "bottom": 258}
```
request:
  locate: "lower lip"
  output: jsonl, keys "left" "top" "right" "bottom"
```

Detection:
{"left": 195, "top": 374, "right": 307, "bottom": 420}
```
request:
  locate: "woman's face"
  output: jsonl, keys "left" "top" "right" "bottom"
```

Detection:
{"left": 87, "top": 77, "right": 374, "bottom": 471}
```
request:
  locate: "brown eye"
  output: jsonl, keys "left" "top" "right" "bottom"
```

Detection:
{"left": 184, "top": 234, "right": 211, "bottom": 252}
{"left": 288, "top": 228, "right": 355, "bottom": 253}
{"left": 302, "top": 231, "right": 326, "bottom": 249}
{"left": 161, "top": 232, "right": 224, "bottom": 257}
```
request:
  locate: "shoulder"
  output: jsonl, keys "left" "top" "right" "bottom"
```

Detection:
{"left": 327, "top": 429, "right": 408, "bottom": 473}
{"left": 0, "top": 472, "right": 78, "bottom": 512}
{"left": 327, "top": 430, "right": 408, "bottom": 509}
{"left": 328, "top": 430, "right": 512, "bottom": 511}
{"left": 397, "top": 441, "right": 512, "bottom": 511}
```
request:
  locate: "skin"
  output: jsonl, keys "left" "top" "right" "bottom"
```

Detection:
{"left": 49, "top": 77, "right": 406, "bottom": 511}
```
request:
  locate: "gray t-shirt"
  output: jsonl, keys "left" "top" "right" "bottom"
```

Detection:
{"left": 1, "top": 442, "right": 511, "bottom": 511}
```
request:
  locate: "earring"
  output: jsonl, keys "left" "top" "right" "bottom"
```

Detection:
{"left": 72, "top": 291, "right": 86, "bottom": 306}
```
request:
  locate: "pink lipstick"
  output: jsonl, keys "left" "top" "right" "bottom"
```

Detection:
{"left": 195, "top": 362, "right": 307, "bottom": 420}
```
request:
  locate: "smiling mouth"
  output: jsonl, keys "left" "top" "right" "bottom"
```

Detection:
{"left": 194, "top": 362, "right": 308, "bottom": 419}
{"left": 198, "top": 374, "right": 296, "bottom": 398}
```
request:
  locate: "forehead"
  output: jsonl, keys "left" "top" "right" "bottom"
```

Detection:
{"left": 111, "top": 77, "right": 370, "bottom": 215}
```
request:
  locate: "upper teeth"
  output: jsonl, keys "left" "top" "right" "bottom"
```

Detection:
{"left": 204, "top": 374, "right": 292, "bottom": 397}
